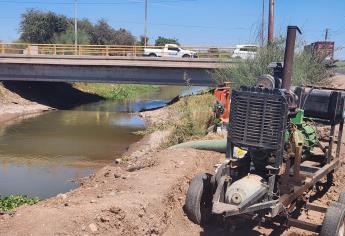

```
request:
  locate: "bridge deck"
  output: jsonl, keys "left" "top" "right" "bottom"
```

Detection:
{"left": 0, "top": 55, "right": 235, "bottom": 86}
{"left": 0, "top": 54, "right": 231, "bottom": 69}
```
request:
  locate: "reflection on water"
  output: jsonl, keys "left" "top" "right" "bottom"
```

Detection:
{"left": 0, "top": 86, "right": 208, "bottom": 198}
{"left": 0, "top": 110, "right": 145, "bottom": 198}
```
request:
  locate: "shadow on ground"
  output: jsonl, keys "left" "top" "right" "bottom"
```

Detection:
{"left": 2, "top": 81, "right": 104, "bottom": 109}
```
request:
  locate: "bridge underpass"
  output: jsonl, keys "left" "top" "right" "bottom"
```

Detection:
{"left": 0, "top": 55, "right": 235, "bottom": 86}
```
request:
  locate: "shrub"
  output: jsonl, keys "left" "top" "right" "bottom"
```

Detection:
{"left": 0, "top": 195, "right": 39, "bottom": 212}
{"left": 163, "top": 94, "right": 215, "bottom": 146}
{"left": 213, "top": 38, "right": 331, "bottom": 88}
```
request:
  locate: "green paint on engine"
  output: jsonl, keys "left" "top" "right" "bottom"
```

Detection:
{"left": 290, "top": 109, "right": 304, "bottom": 125}
{"left": 288, "top": 109, "right": 319, "bottom": 159}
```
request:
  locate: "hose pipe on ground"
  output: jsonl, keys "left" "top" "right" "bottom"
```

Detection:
{"left": 171, "top": 139, "right": 227, "bottom": 153}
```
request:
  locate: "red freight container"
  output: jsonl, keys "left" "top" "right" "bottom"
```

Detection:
{"left": 305, "top": 41, "right": 335, "bottom": 60}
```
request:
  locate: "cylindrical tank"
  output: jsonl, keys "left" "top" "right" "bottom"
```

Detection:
{"left": 225, "top": 174, "right": 265, "bottom": 205}
{"left": 298, "top": 88, "right": 345, "bottom": 124}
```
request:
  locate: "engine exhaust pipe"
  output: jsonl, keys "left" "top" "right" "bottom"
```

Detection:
{"left": 282, "top": 26, "right": 302, "bottom": 90}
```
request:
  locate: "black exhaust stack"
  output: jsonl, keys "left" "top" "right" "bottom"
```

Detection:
{"left": 282, "top": 26, "right": 301, "bottom": 90}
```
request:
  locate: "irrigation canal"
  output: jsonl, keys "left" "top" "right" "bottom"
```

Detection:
{"left": 0, "top": 86, "right": 205, "bottom": 198}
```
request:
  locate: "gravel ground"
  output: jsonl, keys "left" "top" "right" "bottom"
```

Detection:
{"left": 2, "top": 75, "right": 345, "bottom": 235}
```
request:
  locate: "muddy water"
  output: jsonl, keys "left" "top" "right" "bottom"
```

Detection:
{"left": 0, "top": 86, "right": 203, "bottom": 198}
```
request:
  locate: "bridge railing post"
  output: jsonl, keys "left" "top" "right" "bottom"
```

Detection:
{"left": 1, "top": 44, "right": 4, "bottom": 54}
{"left": 133, "top": 46, "right": 136, "bottom": 57}
{"left": 106, "top": 46, "right": 109, "bottom": 56}
{"left": 53, "top": 45, "right": 57, "bottom": 55}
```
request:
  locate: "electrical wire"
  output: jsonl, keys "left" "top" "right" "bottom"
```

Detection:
{"left": 0, "top": 0, "right": 198, "bottom": 5}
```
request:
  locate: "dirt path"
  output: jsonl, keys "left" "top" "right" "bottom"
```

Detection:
{"left": 0, "top": 148, "right": 223, "bottom": 236}
{"left": 2, "top": 75, "right": 345, "bottom": 235}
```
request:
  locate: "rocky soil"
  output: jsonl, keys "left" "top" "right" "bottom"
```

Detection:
{"left": 1, "top": 74, "right": 345, "bottom": 236}
{"left": 0, "top": 82, "right": 52, "bottom": 123}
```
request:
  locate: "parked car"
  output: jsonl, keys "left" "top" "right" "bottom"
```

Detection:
{"left": 231, "top": 45, "right": 258, "bottom": 60}
{"left": 143, "top": 44, "right": 198, "bottom": 58}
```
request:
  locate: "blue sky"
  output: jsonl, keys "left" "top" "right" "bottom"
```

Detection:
{"left": 0, "top": 0, "right": 344, "bottom": 58}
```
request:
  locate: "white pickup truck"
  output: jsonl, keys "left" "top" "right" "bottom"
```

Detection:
{"left": 143, "top": 44, "right": 198, "bottom": 58}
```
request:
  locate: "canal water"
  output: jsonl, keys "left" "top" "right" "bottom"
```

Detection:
{"left": 0, "top": 86, "right": 202, "bottom": 199}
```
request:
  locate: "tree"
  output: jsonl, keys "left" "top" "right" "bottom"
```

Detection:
{"left": 18, "top": 10, "right": 136, "bottom": 45}
{"left": 90, "top": 20, "right": 135, "bottom": 45}
{"left": 19, "top": 9, "right": 69, "bottom": 43}
{"left": 155, "top": 36, "right": 179, "bottom": 46}
{"left": 77, "top": 19, "right": 94, "bottom": 36}
{"left": 113, "top": 28, "right": 135, "bottom": 45}
{"left": 52, "top": 26, "right": 90, "bottom": 45}
{"left": 136, "top": 35, "right": 149, "bottom": 46}
{"left": 90, "top": 19, "right": 114, "bottom": 45}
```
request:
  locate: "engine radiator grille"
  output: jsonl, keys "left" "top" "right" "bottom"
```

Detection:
{"left": 229, "top": 87, "right": 288, "bottom": 150}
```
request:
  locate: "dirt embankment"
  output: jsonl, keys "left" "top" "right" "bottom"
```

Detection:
{"left": 0, "top": 82, "right": 51, "bottom": 123}
{"left": 0, "top": 101, "right": 224, "bottom": 235}
{"left": 2, "top": 75, "right": 345, "bottom": 236}
{"left": 0, "top": 81, "right": 104, "bottom": 124}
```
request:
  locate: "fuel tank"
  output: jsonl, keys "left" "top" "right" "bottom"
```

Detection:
{"left": 295, "top": 87, "right": 345, "bottom": 124}
{"left": 225, "top": 174, "right": 265, "bottom": 205}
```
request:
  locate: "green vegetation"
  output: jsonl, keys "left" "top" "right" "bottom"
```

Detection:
{"left": 20, "top": 10, "right": 69, "bottom": 44}
{"left": 155, "top": 36, "right": 180, "bottom": 46}
{"left": 74, "top": 83, "right": 159, "bottom": 100}
{"left": 19, "top": 10, "right": 135, "bottom": 45}
{"left": 137, "top": 93, "right": 215, "bottom": 146}
{"left": 164, "top": 94, "right": 215, "bottom": 146}
{"left": 336, "top": 61, "right": 345, "bottom": 68}
{"left": 18, "top": 10, "right": 183, "bottom": 47}
{"left": 213, "top": 38, "right": 331, "bottom": 88}
{"left": 52, "top": 26, "right": 91, "bottom": 45}
{"left": 0, "top": 195, "right": 39, "bottom": 212}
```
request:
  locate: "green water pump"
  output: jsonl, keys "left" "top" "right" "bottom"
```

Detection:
{"left": 287, "top": 109, "right": 318, "bottom": 160}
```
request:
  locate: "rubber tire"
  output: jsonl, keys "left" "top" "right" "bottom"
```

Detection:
{"left": 149, "top": 53, "right": 157, "bottom": 57}
{"left": 182, "top": 54, "right": 191, "bottom": 58}
{"left": 320, "top": 203, "right": 345, "bottom": 236}
{"left": 214, "top": 163, "right": 227, "bottom": 186}
{"left": 185, "top": 173, "right": 213, "bottom": 225}
{"left": 338, "top": 191, "right": 345, "bottom": 204}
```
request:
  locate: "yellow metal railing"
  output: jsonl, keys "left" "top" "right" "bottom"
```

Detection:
{"left": 0, "top": 43, "right": 235, "bottom": 59}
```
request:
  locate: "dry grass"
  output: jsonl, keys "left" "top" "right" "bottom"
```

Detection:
{"left": 137, "top": 93, "right": 216, "bottom": 147}
{"left": 162, "top": 93, "right": 215, "bottom": 147}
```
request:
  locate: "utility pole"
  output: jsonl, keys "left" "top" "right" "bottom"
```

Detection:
{"left": 260, "top": 0, "right": 265, "bottom": 47}
{"left": 144, "top": 0, "right": 148, "bottom": 47}
{"left": 268, "top": 0, "right": 274, "bottom": 44}
{"left": 325, "top": 28, "right": 329, "bottom": 41}
{"left": 74, "top": 0, "right": 78, "bottom": 55}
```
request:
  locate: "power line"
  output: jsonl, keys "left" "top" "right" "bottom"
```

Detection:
{"left": 0, "top": 0, "right": 197, "bottom": 5}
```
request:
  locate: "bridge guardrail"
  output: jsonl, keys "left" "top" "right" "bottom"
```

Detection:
{"left": 0, "top": 43, "right": 236, "bottom": 59}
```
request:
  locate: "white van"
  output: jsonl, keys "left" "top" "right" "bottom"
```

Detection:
{"left": 231, "top": 45, "right": 258, "bottom": 60}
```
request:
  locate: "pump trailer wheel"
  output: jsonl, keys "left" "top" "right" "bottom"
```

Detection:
{"left": 320, "top": 202, "right": 345, "bottom": 236}
{"left": 338, "top": 191, "right": 345, "bottom": 205}
{"left": 185, "top": 173, "right": 213, "bottom": 225}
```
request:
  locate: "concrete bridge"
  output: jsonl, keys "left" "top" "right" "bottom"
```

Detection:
{"left": 0, "top": 55, "right": 234, "bottom": 86}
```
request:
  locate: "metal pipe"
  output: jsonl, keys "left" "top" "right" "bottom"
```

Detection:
{"left": 144, "top": 0, "right": 148, "bottom": 47}
{"left": 74, "top": 0, "right": 78, "bottom": 55}
{"left": 268, "top": 0, "right": 274, "bottom": 44}
{"left": 282, "top": 26, "right": 301, "bottom": 90}
{"left": 261, "top": 0, "right": 265, "bottom": 46}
